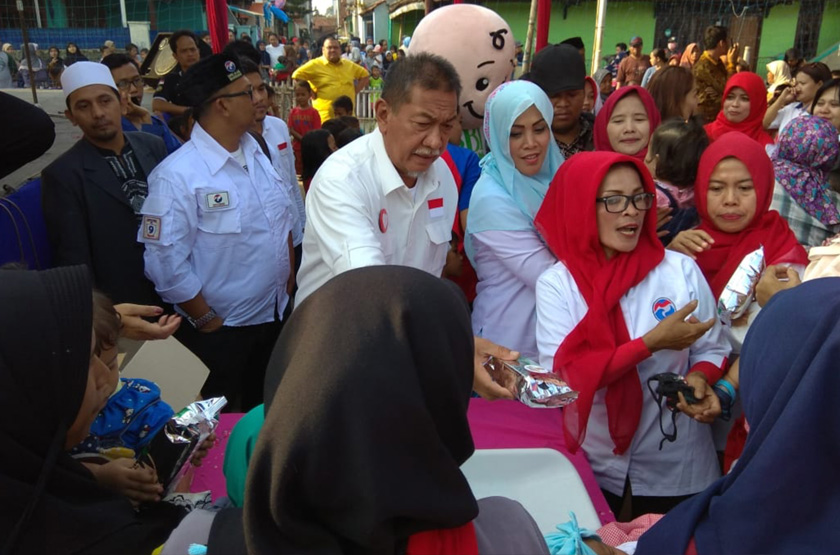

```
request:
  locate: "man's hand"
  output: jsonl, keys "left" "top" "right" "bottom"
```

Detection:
{"left": 643, "top": 299, "right": 715, "bottom": 353}
{"left": 85, "top": 459, "right": 163, "bottom": 503}
{"left": 677, "top": 371, "right": 721, "bottom": 423}
{"left": 667, "top": 229, "right": 715, "bottom": 259}
{"left": 473, "top": 336, "right": 518, "bottom": 400}
{"left": 756, "top": 265, "right": 801, "bottom": 307}
{"left": 727, "top": 42, "right": 741, "bottom": 65}
{"left": 123, "top": 99, "right": 153, "bottom": 126}
{"left": 114, "top": 304, "right": 182, "bottom": 340}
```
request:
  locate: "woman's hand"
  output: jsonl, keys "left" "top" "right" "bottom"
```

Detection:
{"left": 190, "top": 433, "right": 217, "bottom": 467}
{"left": 667, "top": 229, "right": 714, "bottom": 259}
{"left": 677, "top": 371, "right": 721, "bottom": 423}
{"left": 656, "top": 206, "right": 673, "bottom": 238}
{"left": 85, "top": 459, "right": 163, "bottom": 503}
{"left": 756, "top": 265, "right": 801, "bottom": 307}
{"left": 115, "top": 304, "right": 182, "bottom": 340}
{"left": 642, "top": 300, "right": 716, "bottom": 353}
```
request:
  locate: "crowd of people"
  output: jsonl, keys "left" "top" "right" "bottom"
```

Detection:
{"left": 1, "top": 17, "right": 840, "bottom": 555}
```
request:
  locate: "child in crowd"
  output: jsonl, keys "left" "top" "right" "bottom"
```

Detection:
{"left": 332, "top": 95, "right": 353, "bottom": 117}
{"left": 336, "top": 127, "right": 363, "bottom": 148}
{"left": 321, "top": 118, "right": 348, "bottom": 138}
{"left": 369, "top": 64, "right": 383, "bottom": 90}
{"left": 288, "top": 80, "right": 321, "bottom": 175}
{"left": 339, "top": 115, "right": 361, "bottom": 130}
{"left": 301, "top": 128, "right": 337, "bottom": 192}
{"left": 167, "top": 108, "right": 194, "bottom": 143}
{"left": 644, "top": 117, "right": 709, "bottom": 244}
{"left": 72, "top": 292, "right": 213, "bottom": 503}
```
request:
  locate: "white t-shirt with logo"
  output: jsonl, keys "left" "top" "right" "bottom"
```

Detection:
{"left": 536, "top": 250, "right": 730, "bottom": 497}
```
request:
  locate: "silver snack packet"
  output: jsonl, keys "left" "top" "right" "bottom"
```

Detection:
{"left": 717, "top": 246, "right": 765, "bottom": 326}
{"left": 484, "top": 357, "right": 578, "bottom": 409}
{"left": 143, "top": 396, "right": 227, "bottom": 496}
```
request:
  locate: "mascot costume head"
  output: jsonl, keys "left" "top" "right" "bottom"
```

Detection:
{"left": 408, "top": 5, "right": 516, "bottom": 131}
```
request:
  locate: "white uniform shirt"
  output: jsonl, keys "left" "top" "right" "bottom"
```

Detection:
{"left": 139, "top": 123, "right": 295, "bottom": 326}
{"left": 769, "top": 102, "right": 806, "bottom": 132}
{"left": 296, "top": 128, "right": 458, "bottom": 305}
{"left": 536, "top": 251, "right": 730, "bottom": 497}
{"left": 471, "top": 229, "right": 556, "bottom": 359}
{"left": 262, "top": 115, "right": 306, "bottom": 246}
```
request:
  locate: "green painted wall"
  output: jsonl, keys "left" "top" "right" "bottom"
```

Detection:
{"left": 395, "top": 0, "right": 837, "bottom": 71}
{"left": 394, "top": 1, "right": 655, "bottom": 73}
{"left": 493, "top": 0, "right": 655, "bottom": 67}
{"left": 817, "top": 3, "right": 840, "bottom": 55}
{"left": 756, "top": 2, "right": 799, "bottom": 70}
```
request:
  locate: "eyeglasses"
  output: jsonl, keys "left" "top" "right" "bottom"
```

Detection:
{"left": 207, "top": 85, "right": 254, "bottom": 104}
{"left": 116, "top": 77, "right": 145, "bottom": 91}
{"left": 596, "top": 192, "right": 655, "bottom": 213}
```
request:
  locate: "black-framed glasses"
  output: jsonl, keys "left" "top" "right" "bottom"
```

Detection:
{"left": 207, "top": 85, "right": 254, "bottom": 104}
{"left": 596, "top": 192, "right": 655, "bottom": 213}
{"left": 116, "top": 77, "right": 145, "bottom": 90}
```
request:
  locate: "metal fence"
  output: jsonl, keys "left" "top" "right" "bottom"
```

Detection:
{"left": 270, "top": 81, "right": 379, "bottom": 132}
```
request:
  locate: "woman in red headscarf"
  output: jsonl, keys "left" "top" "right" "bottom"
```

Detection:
{"left": 534, "top": 152, "right": 730, "bottom": 521}
{"left": 703, "top": 72, "right": 773, "bottom": 146}
{"left": 594, "top": 85, "right": 662, "bottom": 161}
{"left": 668, "top": 132, "right": 808, "bottom": 471}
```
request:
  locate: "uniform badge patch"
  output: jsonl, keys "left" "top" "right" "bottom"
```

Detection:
{"left": 142, "top": 216, "right": 161, "bottom": 241}
{"left": 379, "top": 209, "right": 388, "bottom": 233}
{"left": 652, "top": 297, "right": 676, "bottom": 321}
{"left": 206, "top": 192, "right": 230, "bottom": 209}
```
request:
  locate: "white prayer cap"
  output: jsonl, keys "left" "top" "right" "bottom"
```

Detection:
{"left": 61, "top": 61, "right": 118, "bottom": 103}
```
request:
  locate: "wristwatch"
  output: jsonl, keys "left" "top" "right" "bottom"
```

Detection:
{"left": 188, "top": 308, "right": 218, "bottom": 330}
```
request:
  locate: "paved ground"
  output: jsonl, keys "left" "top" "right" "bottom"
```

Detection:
{"left": 1, "top": 87, "right": 155, "bottom": 194}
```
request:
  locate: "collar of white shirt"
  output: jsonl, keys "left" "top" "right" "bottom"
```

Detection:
{"left": 369, "top": 127, "right": 438, "bottom": 199}
{"left": 191, "top": 122, "right": 262, "bottom": 176}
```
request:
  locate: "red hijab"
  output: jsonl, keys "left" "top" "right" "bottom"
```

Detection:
{"left": 594, "top": 85, "right": 662, "bottom": 161}
{"left": 694, "top": 132, "right": 808, "bottom": 297}
{"left": 535, "top": 152, "right": 664, "bottom": 454}
{"left": 704, "top": 72, "right": 773, "bottom": 146}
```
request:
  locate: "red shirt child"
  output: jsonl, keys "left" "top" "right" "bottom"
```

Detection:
{"left": 287, "top": 81, "right": 322, "bottom": 176}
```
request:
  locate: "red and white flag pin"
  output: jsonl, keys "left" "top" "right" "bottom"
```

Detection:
{"left": 427, "top": 197, "right": 444, "bottom": 219}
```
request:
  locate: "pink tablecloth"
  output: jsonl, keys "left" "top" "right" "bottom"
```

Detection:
{"left": 467, "top": 398, "right": 614, "bottom": 525}
{"left": 193, "top": 400, "right": 615, "bottom": 525}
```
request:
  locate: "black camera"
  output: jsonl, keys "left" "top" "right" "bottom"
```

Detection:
{"left": 648, "top": 372, "right": 698, "bottom": 411}
{"left": 647, "top": 372, "right": 699, "bottom": 449}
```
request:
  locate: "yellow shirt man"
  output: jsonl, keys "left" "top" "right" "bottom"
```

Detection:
{"left": 293, "top": 40, "right": 370, "bottom": 122}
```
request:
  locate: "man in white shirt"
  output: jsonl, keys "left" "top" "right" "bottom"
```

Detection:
{"left": 265, "top": 33, "right": 285, "bottom": 68}
{"left": 296, "top": 53, "right": 461, "bottom": 304}
{"left": 240, "top": 57, "right": 306, "bottom": 274}
{"left": 139, "top": 53, "right": 295, "bottom": 410}
{"left": 296, "top": 52, "right": 519, "bottom": 401}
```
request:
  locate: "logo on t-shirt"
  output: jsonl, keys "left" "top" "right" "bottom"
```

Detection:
{"left": 652, "top": 297, "right": 676, "bottom": 321}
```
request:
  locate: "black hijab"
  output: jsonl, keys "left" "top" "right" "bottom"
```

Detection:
{"left": 211, "top": 266, "right": 479, "bottom": 554}
{"left": 0, "top": 266, "right": 182, "bottom": 555}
